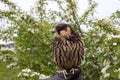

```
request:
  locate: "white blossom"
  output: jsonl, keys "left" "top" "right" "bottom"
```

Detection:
{"left": 6, "top": 62, "right": 17, "bottom": 69}
{"left": 96, "top": 47, "right": 103, "bottom": 53}
{"left": 23, "top": 73, "right": 29, "bottom": 77}
{"left": 119, "top": 75, "right": 120, "bottom": 79}
{"left": 48, "top": 62, "right": 52, "bottom": 65}
{"left": 114, "top": 68, "right": 120, "bottom": 79}
{"left": 27, "top": 28, "right": 34, "bottom": 33}
{"left": 30, "top": 72, "right": 40, "bottom": 77}
{"left": 113, "top": 42, "right": 117, "bottom": 46}
{"left": 30, "top": 73, "right": 36, "bottom": 77}
{"left": 17, "top": 72, "right": 22, "bottom": 77}
{"left": 107, "top": 34, "right": 120, "bottom": 40}
{"left": 3, "top": 58, "right": 7, "bottom": 62}
{"left": 13, "top": 34, "right": 18, "bottom": 37}
{"left": 27, "top": 48, "right": 31, "bottom": 50}
{"left": 115, "top": 68, "right": 120, "bottom": 72}
{"left": 39, "top": 74, "right": 50, "bottom": 79}
{"left": 22, "top": 68, "right": 31, "bottom": 73}
{"left": 101, "top": 60, "right": 110, "bottom": 74}
{"left": 112, "top": 56, "right": 118, "bottom": 60}
{"left": 33, "top": 72, "right": 40, "bottom": 75}
{"left": 101, "top": 66, "right": 110, "bottom": 74}
{"left": 13, "top": 57, "right": 19, "bottom": 61}
{"left": 18, "top": 68, "right": 41, "bottom": 78}
{"left": 1, "top": 47, "right": 15, "bottom": 52}
{"left": 104, "top": 73, "right": 110, "bottom": 78}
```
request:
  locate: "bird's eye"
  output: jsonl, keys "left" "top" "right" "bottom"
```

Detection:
{"left": 57, "top": 27, "right": 64, "bottom": 31}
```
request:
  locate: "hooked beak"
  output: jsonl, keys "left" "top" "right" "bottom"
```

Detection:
{"left": 52, "top": 29, "right": 57, "bottom": 33}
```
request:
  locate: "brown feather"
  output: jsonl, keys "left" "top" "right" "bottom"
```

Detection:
{"left": 53, "top": 23, "right": 84, "bottom": 72}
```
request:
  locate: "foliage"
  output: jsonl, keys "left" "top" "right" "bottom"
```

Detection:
{"left": 0, "top": 62, "right": 20, "bottom": 80}
{"left": 0, "top": 48, "right": 20, "bottom": 80}
{"left": 0, "top": 0, "right": 120, "bottom": 80}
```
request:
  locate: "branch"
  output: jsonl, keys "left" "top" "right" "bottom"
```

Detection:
{"left": 68, "top": 0, "right": 84, "bottom": 37}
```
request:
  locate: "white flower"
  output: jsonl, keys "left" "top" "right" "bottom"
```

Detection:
{"left": 104, "top": 73, "right": 110, "bottom": 78}
{"left": 17, "top": 72, "right": 22, "bottom": 77}
{"left": 112, "top": 56, "right": 118, "bottom": 60}
{"left": 30, "top": 72, "right": 40, "bottom": 77}
{"left": 101, "top": 66, "right": 110, "bottom": 74}
{"left": 119, "top": 75, "right": 120, "bottom": 79}
{"left": 33, "top": 72, "right": 40, "bottom": 75}
{"left": 115, "top": 68, "right": 120, "bottom": 72}
{"left": 101, "top": 60, "right": 110, "bottom": 74}
{"left": 17, "top": 69, "right": 31, "bottom": 78}
{"left": 23, "top": 73, "right": 29, "bottom": 77}
{"left": 13, "top": 57, "right": 18, "bottom": 61}
{"left": 27, "top": 48, "right": 31, "bottom": 50}
{"left": 113, "top": 42, "right": 117, "bottom": 46}
{"left": 39, "top": 74, "right": 50, "bottom": 79}
{"left": 17, "top": 68, "right": 42, "bottom": 79}
{"left": 107, "top": 34, "right": 120, "bottom": 40}
{"left": 115, "top": 68, "right": 120, "bottom": 79}
{"left": 96, "top": 47, "right": 103, "bottom": 53}
{"left": 27, "top": 28, "right": 34, "bottom": 33}
{"left": 1, "top": 47, "right": 15, "bottom": 52}
{"left": 13, "top": 34, "right": 18, "bottom": 37}
{"left": 118, "top": 68, "right": 120, "bottom": 72}
{"left": 6, "top": 62, "right": 17, "bottom": 69}
{"left": 30, "top": 73, "right": 36, "bottom": 77}
{"left": 22, "top": 68, "right": 31, "bottom": 73}
{"left": 48, "top": 62, "right": 52, "bottom": 65}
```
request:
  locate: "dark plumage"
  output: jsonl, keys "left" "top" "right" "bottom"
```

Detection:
{"left": 53, "top": 23, "right": 84, "bottom": 73}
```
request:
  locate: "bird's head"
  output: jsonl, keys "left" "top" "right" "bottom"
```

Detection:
{"left": 52, "top": 23, "right": 73, "bottom": 38}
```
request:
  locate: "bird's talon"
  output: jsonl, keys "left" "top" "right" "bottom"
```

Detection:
{"left": 57, "top": 70, "right": 68, "bottom": 79}
{"left": 70, "top": 68, "right": 78, "bottom": 74}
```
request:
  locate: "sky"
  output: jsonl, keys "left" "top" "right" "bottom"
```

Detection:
{"left": 0, "top": 0, "right": 120, "bottom": 18}
{"left": 0, "top": 0, "right": 120, "bottom": 44}
{"left": 7, "top": 0, "right": 120, "bottom": 18}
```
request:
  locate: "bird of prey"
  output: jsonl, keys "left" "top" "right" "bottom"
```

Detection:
{"left": 52, "top": 23, "right": 84, "bottom": 79}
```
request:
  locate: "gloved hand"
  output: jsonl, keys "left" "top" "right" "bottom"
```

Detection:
{"left": 51, "top": 67, "right": 82, "bottom": 80}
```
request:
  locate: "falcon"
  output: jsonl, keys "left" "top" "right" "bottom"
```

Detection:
{"left": 52, "top": 23, "right": 84, "bottom": 79}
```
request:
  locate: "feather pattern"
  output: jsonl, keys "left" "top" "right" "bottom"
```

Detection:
{"left": 53, "top": 33, "right": 84, "bottom": 71}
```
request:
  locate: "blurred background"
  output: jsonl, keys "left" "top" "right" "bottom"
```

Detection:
{"left": 0, "top": 0, "right": 120, "bottom": 80}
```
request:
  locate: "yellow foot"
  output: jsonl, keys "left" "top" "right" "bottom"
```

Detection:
{"left": 57, "top": 70, "right": 68, "bottom": 79}
{"left": 70, "top": 68, "right": 78, "bottom": 74}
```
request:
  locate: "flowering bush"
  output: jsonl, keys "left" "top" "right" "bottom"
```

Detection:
{"left": 6, "top": 62, "right": 19, "bottom": 69}
{"left": 17, "top": 68, "right": 40, "bottom": 80}
{"left": 0, "top": 0, "right": 120, "bottom": 80}
{"left": 0, "top": 50, "right": 16, "bottom": 62}
{"left": 17, "top": 68, "right": 50, "bottom": 80}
